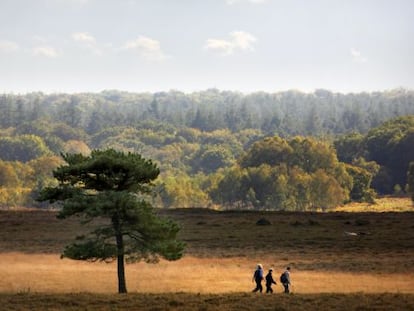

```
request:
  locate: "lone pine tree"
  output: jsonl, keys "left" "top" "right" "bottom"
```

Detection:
{"left": 38, "top": 149, "right": 184, "bottom": 293}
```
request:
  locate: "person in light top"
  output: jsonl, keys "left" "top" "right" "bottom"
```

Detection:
{"left": 280, "top": 266, "right": 291, "bottom": 293}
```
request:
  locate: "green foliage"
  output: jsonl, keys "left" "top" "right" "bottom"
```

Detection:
{"left": 240, "top": 136, "right": 293, "bottom": 168}
{"left": 52, "top": 149, "right": 160, "bottom": 195}
{"left": 0, "top": 159, "right": 40, "bottom": 207}
{"left": 0, "top": 160, "right": 20, "bottom": 187}
{"left": 0, "top": 156, "right": 63, "bottom": 207}
{"left": 177, "top": 127, "right": 201, "bottom": 143}
{"left": 0, "top": 186, "right": 32, "bottom": 207}
{"left": 0, "top": 90, "right": 413, "bottom": 209}
{"left": 244, "top": 164, "right": 285, "bottom": 209}
{"left": 0, "top": 135, "right": 51, "bottom": 162}
{"left": 351, "top": 157, "right": 380, "bottom": 177}
{"left": 191, "top": 145, "right": 235, "bottom": 174}
{"left": 347, "top": 166, "right": 370, "bottom": 201}
{"left": 342, "top": 158, "right": 379, "bottom": 203}
{"left": 287, "top": 166, "right": 312, "bottom": 211}
{"left": 309, "top": 169, "right": 347, "bottom": 210}
{"left": 63, "top": 140, "right": 91, "bottom": 155}
{"left": 38, "top": 149, "right": 184, "bottom": 293}
{"left": 61, "top": 195, "right": 183, "bottom": 262}
{"left": 157, "top": 173, "right": 210, "bottom": 208}
{"left": 51, "top": 122, "right": 86, "bottom": 141}
{"left": 1, "top": 89, "right": 414, "bottom": 137}
{"left": 334, "top": 132, "right": 365, "bottom": 163}
{"left": 215, "top": 136, "right": 352, "bottom": 211}
{"left": 288, "top": 136, "right": 338, "bottom": 173}
{"left": 16, "top": 120, "right": 86, "bottom": 153}
{"left": 209, "top": 165, "right": 246, "bottom": 207}
{"left": 27, "top": 156, "right": 64, "bottom": 206}
{"left": 365, "top": 116, "right": 414, "bottom": 194}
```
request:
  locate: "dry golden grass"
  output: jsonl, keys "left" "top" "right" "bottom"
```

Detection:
{"left": 1, "top": 205, "right": 414, "bottom": 310}
{"left": 1, "top": 253, "right": 413, "bottom": 295}
{"left": 334, "top": 196, "right": 413, "bottom": 212}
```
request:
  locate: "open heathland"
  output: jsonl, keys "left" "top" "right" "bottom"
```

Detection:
{"left": 1, "top": 292, "right": 414, "bottom": 311}
{"left": 0, "top": 200, "right": 414, "bottom": 310}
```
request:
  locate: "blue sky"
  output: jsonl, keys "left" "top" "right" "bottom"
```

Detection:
{"left": 1, "top": 0, "right": 413, "bottom": 94}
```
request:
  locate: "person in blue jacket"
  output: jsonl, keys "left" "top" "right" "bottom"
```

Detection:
{"left": 252, "top": 264, "right": 264, "bottom": 293}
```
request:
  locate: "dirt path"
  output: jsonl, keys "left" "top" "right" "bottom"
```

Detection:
{"left": 1, "top": 253, "right": 413, "bottom": 294}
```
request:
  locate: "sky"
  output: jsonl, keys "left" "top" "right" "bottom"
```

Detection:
{"left": 0, "top": 0, "right": 413, "bottom": 94}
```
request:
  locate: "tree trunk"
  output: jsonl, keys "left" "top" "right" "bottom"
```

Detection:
{"left": 116, "top": 232, "right": 127, "bottom": 293}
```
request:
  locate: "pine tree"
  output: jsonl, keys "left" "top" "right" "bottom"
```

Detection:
{"left": 38, "top": 149, "right": 184, "bottom": 293}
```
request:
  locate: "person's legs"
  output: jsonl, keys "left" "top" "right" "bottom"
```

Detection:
{"left": 252, "top": 281, "right": 260, "bottom": 292}
{"left": 283, "top": 283, "right": 289, "bottom": 293}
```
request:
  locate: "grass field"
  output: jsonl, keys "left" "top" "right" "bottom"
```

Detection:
{"left": 333, "top": 196, "right": 413, "bottom": 212}
{"left": 1, "top": 197, "right": 413, "bottom": 310}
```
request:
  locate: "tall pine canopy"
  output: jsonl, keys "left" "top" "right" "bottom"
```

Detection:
{"left": 38, "top": 149, "right": 185, "bottom": 293}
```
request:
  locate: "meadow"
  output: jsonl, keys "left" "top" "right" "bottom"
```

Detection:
{"left": 0, "top": 197, "right": 413, "bottom": 310}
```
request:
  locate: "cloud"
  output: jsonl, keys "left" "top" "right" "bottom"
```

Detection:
{"left": 231, "top": 31, "right": 257, "bottom": 50}
{"left": 205, "top": 31, "right": 257, "bottom": 55}
{"left": 0, "top": 40, "right": 19, "bottom": 53}
{"left": 32, "top": 46, "right": 59, "bottom": 58}
{"left": 122, "top": 35, "right": 168, "bottom": 61}
{"left": 72, "top": 32, "right": 96, "bottom": 44}
{"left": 71, "top": 32, "right": 102, "bottom": 55}
{"left": 204, "top": 39, "right": 234, "bottom": 55}
{"left": 350, "top": 48, "right": 367, "bottom": 63}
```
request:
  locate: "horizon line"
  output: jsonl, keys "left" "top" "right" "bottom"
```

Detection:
{"left": 1, "top": 86, "right": 412, "bottom": 96}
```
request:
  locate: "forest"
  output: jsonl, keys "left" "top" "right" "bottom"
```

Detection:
{"left": 0, "top": 88, "right": 413, "bottom": 209}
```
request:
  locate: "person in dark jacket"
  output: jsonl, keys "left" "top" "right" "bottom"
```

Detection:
{"left": 265, "top": 268, "right": 277, "bottom": 293}
{"left": 280, "top": 266, "right": 291, "bottom": 293}
{"left": 252, "top": 264, "right": 264, "bottom": 293}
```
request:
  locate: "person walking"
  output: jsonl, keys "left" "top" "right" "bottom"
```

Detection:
{"left": 280, "top": 266, "right": 291, "bottom": 294}
{"left": 265, "top": 268, "right": 277, "bottom": 293}
{"left": 252, "top": 264, "right": 264, "bottom": 293}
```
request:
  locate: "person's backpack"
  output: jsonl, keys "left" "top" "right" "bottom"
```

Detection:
{"left": 280, "top": 272, "right": 288, "bottom": 283}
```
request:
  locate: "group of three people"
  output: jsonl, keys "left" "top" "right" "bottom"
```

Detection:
{"left": 252, "top": 264, "right": 291, "bottom": 294}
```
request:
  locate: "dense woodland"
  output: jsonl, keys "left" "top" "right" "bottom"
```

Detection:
{"left": 0, "top": 88, "right": 413, "bottom": 209}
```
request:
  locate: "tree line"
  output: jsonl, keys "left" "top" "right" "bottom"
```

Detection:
{"left": 0, "top": 89, "right": 413, "bottom": 209}
{"left": 1, "top": 88, "right": 413, "bottom": 136}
